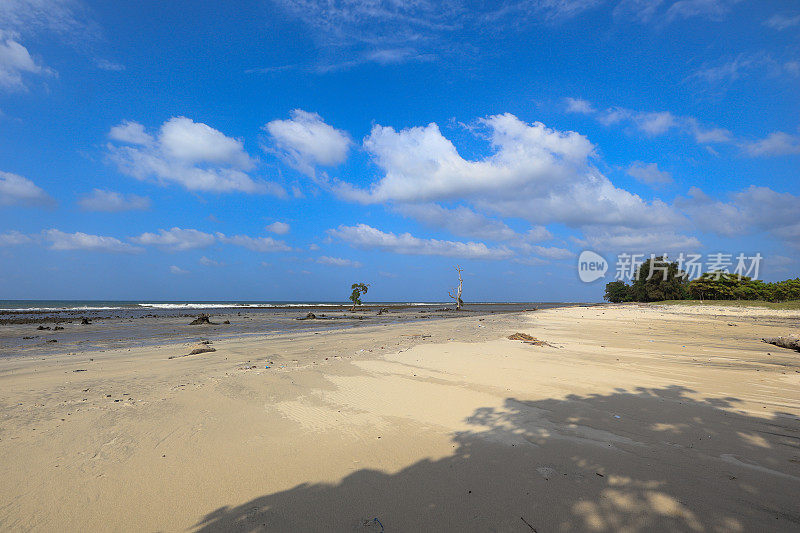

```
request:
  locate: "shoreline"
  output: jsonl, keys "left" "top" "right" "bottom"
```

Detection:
{"left": 1, "top": 304, "right": 798, "bottom": 531}
{"left": 0, "top": 302, "right": 580, "bottom": 358}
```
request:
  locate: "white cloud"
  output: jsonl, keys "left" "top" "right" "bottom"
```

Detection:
{"left": 394, "top": 203, "right": 522, "bottom": 241}
{"left": 634, "top": 111, "right": 678, "bottom": 136}
{"left": 626, "top": 162, "right": 673, "bottom": 185}
{"left": 43, "top": 229, "right": 142, "bottom": 253}
{"left": 215, "top": 233, "right": 291, "bottom": 252}
{"left": 94, "top": 58, "right": 124, "bottom": 71}
{"left": 765, "top": 13, "right": 800, "bottom": 31}
{"left": 0, "top": 170, "right": 51, "bottom": 206}
{"left": 0, "top": 0, "right": 93, "bottom": 39}
{"left": 109, "top": 120, "right": 152, "bottom": 145}
{"left": 741, "top": 132, "right": 800, "bottom": 157}
{"left": 0, "top": 31, "right": 54, "bottom": 91}
{"left": 314, "top": 48, "right": 436, "bottom": 73}
{"left": 0, "top": 230, "right": 32, "bottom": 245}
{"left": 316, "top": 255, "right": 362, "bottom": 268}
{"left": 585, "top": 230, "right": 702, "bottom": 252}
{"left": 264, "top": 109, "right": 351, "bottom": 177}
{"left": 338, "top": 113, "right": 681, "bottom": 232}
{"left": 346, "top": 113, "right": 594, "bottom": 204}
{"left": 107, "top": 117, "right": 281, "bottom": 194}
{"left": 328, "top": 223, "right": 513, "bottom": 260}
{"left": 677, "top": 185, "right": 800, "bottom": 248}
{"left": 576, "top": 98, "right": 733, "bottom": 144}
{"left": 564, "top": 97, "right": 595, "bottom": 114}
{"left": 160, "top": 117, "right": 254, "bottom": 168}
{"left": 674, "top": 186, "right": 747, "bottom": 237}
{"left": 131, "top": 228, "right": 292, "bottom": 253}
{"left": 665, "top": 0, "right": 742, "bottom": 22}
{"left": 169, "top": 265, "right": 189, "bottom": 275}
{"left": 526, "top": 245, "right": 574, "bottom": 260}
{"left": 265, "top": 221, "right": 291, "bottom": 235}
{"left": 131, "top": 227, "right": 215, "bottom": 251}
{"left": 77, "top": 189, "right": 150, "bottom": 212}
{"left": 199, "top": 256, "right": 222, "bottom": 266}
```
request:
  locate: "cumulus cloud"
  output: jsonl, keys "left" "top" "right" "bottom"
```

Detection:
{"left": 741, "top": 131, "right": 800, "bottom": 157}
{"left": 328, "top": 223, "right": 513, "bottom": 260}
{"left": 316, "top": 255, "right": 362, "bottom": 268}
{"left": 43, "top": 229, "right": 142, "bottom": 253}
{"left": 130, "top": 227, "right": 292, "bottom": 253}
{"left": 169, "top": 265, "right": 189, "bottom": 275}
{"left": 626, "top": 162, "right": 673, "bottom": 185}
{"left": 0, "top": 170, "right": 51, "bottom": 206}
{"left": 344, "top": 114, "right": 595, "bottom": 204}
{"left": 131, "top": 227, "right": 215, "bottom": 251}
{"left": 215, "top": 233, "right": 291, "bottom": 252}
{"left": 265, "top": 221, "right": 291, "bottom": 235}
{"left": 677, "top": 186, "right": 800, "bottom": 248}
{"left": 0, "top": 31, "right": 55, "bottom": 91}
{"left": 0, "top": 230, "right": 33, "bottom": 246}
{"left": 337, "top": 113, "right": 681, "bottom": 233}
{"left": 263, "top": 109, "right": 351, "bottom": 177}
{"left": 77, "top": 189, "right": 150, "bottom": 212}
{"left": 107, "top": 117, "right": 282, "bottom": 194}
{"left": 108, "top": 120, "right": 152, "bottom": 145}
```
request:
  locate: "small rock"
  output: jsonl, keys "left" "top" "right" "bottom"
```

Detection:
{"left": 189, "top": 314, "right": 216, "bottom": 325}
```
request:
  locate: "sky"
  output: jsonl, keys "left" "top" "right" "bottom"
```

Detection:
{"left": 0, "top": 0, "right": 798, "bottom": 302}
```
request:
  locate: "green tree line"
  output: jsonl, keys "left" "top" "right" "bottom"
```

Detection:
{"left": 603, "top": 256, "right": 800, "bottom": 303}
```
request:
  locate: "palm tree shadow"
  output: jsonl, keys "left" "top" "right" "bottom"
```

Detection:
{"left": 194, "top": 385, "right": 800, "bottom": 532}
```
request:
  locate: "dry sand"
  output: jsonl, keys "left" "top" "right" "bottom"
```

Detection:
{"left": 0, "top": 304, "right": 798, "bottom": 532}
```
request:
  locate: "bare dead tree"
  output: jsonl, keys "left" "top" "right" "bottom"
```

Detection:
{"left": 448, "top": 265, "right": 464, "bottom": 310}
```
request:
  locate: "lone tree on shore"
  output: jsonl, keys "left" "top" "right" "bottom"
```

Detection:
{"left": 349, "top": 282, "right": 369, "bottom": 311}
{"left": 448, "top": 265, "right": 464, "bottom": 310}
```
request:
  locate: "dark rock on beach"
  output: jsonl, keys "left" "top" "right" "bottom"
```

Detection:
{"left": 189, "top": 314, "right": 217, "bottom": 325}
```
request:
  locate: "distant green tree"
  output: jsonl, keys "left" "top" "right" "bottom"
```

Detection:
{"left": 604, "top": 280, "right": 632, "bottom": 303}
{"left": 628, "top": 256, "right": 689, "bottom": 302}
{"left": 349, "top": 282, "right": 370, "bottom": 311}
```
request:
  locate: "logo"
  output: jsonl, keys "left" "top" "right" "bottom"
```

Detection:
{"left": 578, "top": 250, "right": 608, "bottom": 283}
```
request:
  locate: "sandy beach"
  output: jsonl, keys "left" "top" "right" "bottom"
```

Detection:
{"left": 0, "top": 304, "right": 798, "bottom": 531}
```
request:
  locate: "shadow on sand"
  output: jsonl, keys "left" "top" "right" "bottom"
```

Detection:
{"left": 194, "top": 385, "right": 799, "bottom": 532}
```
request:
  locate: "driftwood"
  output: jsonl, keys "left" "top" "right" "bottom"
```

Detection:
{"left": 508, "top": 332, "right": 557, "bottom": 347}
{"left": 762, "top": 335, "right": 800, "bottom": 352}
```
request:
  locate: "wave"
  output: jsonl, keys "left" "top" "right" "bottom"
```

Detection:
{"left": 0, "top": 301, "right": 450, "bottom": 312}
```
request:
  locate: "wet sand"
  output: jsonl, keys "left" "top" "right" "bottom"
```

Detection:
{"left": 0, "top": 304, "right": 798, "bottom": 531}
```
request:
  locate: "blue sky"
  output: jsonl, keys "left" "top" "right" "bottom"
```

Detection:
{"left": 0, "top": 0, "right": 798, "bottom": 302}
